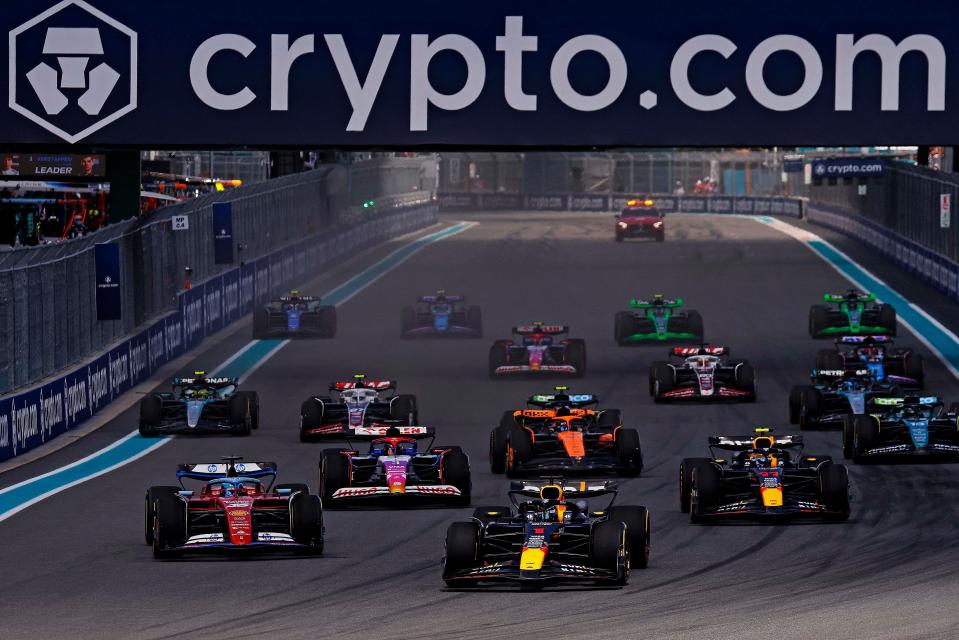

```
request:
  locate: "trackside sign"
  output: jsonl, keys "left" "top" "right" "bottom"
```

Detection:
{"left": 3, "top": 0, "right": 959, "bottom": 146}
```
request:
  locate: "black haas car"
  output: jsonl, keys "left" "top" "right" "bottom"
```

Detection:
{"left": 139, "top": 371, "right": 259, "bottom": 436}
{"left": 680, "top": 429, "right": 850, "bottom": 522}
{"left": 649, "top": 346, "right": 756, "bottom": 402}
{"left": 488, "top": 323, "right": 586, "bottom": 378}
{"left": 299, "top": 374, "right": 419, "bottom": 441}
{"left": 253, "top": 290, "right": 336, "bottom": 339}
{"left": 443, "top": 480, "right": 649, "bottom": 588}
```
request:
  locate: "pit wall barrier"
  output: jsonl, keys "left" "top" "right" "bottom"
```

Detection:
{"left": 0, "top": 204, "right": 437, "bottom": 463}
{"left": 437, "top": 192, "right": 803, "bottom": 217}
{"left": 806, "top": 206, "right": 959, "bottom": 302}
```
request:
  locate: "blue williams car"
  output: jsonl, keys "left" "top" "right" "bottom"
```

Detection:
{"left": 139, "top": 371, "right": 259, "bottom": 436}
{"left": 400, "top": 290, "right": 482, "bottom": 338}
{"left": 815, "top": 335, "right": 923, "bottom": 390}
{"left": 844, "top": 396, "right": 959, "bottom": 462}
{"left": 253, "top": 290, "right": 336, "bottom": 339}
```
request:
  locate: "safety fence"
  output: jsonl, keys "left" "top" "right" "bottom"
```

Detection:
{"left": 0, "top": 202, "right": 437, "bottom": 463}
{"left": 0, "top": 157, "right": 433, "bottom": 395}
{"left": 438, "top": 191, "right": 803, "bottom": 217}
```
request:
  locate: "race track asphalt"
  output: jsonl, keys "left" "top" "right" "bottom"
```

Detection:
{"left": 2, "top": 212, "right": 958, "bottom": 640}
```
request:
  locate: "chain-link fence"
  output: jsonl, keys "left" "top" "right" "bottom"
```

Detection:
{"left": 0, "top": 157, "right": 435, "bottom": 394}
{"left": 791, "top": 162, "right": 959, "bottom": 262}
{"left": 438, "top": 150, "right": 785, "bottom": 196}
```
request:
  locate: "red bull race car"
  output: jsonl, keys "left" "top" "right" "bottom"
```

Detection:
{"left": 299, "top": 375, "right": 419, "bottom": 441}
{"left": 400, "top": 290, "right": 483, "bottom": 338}
{"left": 442, "top": 480, "right": 649, "bottom": 588}
{"left": 145, "top": 456, "right": 324, "bottom": 558}
{"left": 679, "top": 429, "right": 850, "bottom": 522}
{"left": 649, "top": 346, "right": 756, "bottom": 402}
{"left": 253, "top": 290, "right": 337, "bottom": 339}
{"left": 318, "top": 427, "right": 471, "bottom": 507}
{"left": 488, "top": 323, "right": 587, "bottom": 378}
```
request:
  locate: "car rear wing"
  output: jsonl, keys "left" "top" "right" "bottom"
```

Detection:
{"left": 417, "top": 294, "right": 464, "bottom": 303}
{"left": 708, "top": 435, "right": 803, "bottom": 450}
{"left": 824, "top": 291, "right": 876, "bottom": 303}
{"left": 811, "top": 367, "right": 870, "bottom": 379}
{"left": 671, "top": 346, "right": 728, "bottom": 357}
{"left": 527, "top": 390, "right": 598, "bottom": 407}
{"left": 330, "top": 379, "right": 395, "bottom": 392}
{"left": 349, "top": 426, "right": 435, "bottom": 438}
{"left": 872, "top": 396, "right": 940, "bottom": 408}
{"left": 173, "top": 375, "right": 237, "bottom": 387}
{"left": 837, "top": 335, "right": 890, "bottom": 345}
{"left": 630, "top": 297, "right": 682, "bottom": 309}
{"left": 277, "top": 295, "right": 319, "bottom": 302}
{"left": 513, "top": 324, "right": 569, "bottom": 335}
{"left": 176, "top": 461, "right": 277, "bottom": 480}
{"left": 508, "top": 479, "right": 617, "bottom": 498}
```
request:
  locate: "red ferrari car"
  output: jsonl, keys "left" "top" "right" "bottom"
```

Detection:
{"left": 615, "top": 199, "right": 665, "bottom": 242}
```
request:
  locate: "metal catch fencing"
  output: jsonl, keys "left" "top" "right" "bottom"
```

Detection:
{"left": 0, "top": 157, "right": 436, "bottom": 394}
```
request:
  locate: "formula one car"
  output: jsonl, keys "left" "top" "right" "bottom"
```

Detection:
{"left": 814, "top": 336, "right": 923, "bottom": 390}
{"left": 145, "top": 456, "right": 323, "bottom": 558}
{"left": 400, "top": 290, "right": 482, "bottom": 338}
{"left": 319, "top": 427, "right": 470, "bottom": 506}
{"left": 299, "top": 374, "right": 419, "bottom": 441}
{"left": 253, "top": 290, "right": 337, "bottom": 339}
{"left": 139, "top": 371, "right": 259, "bottom": 436}
{"left": 808, "top": 289, "right": 896, "bottom": 338}
{"left": 789, "top": 367, "right": 902, "bottom": 429}
{"left": 489, "top": 387, "right": 643, "bottom": 477}
{"left": 443, "top": 480, "right": 649, "bottom": 587}
{"left": 679, "top": 429, "right": 850, "bottom": 522}
{"left": 614, "top": 198, "right": 665, "bottom": 242}
{"left": 843, "top": 396, "right": 959, "bottom": 462}
{"left": 649, "top": 346, "right": 756, "bottom": 402}
{"left": 614, "top": 295, "right": 704, "bottom": 345}
{"left": 488, "top": 323, "right": 586, "bottom": 378}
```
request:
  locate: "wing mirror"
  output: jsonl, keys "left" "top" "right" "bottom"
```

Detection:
{"left": 276, "top": 488, "right": 292, "bottom": 496}
{"left": 177, "top": 490, "right": 194, "bottom": 497}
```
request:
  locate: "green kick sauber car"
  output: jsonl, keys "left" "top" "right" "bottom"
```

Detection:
{"left": 808, "top": 289, "right": 897, "bottom": 339}
{"left": 614, "top": 295, "right": 705, "bottom": 345}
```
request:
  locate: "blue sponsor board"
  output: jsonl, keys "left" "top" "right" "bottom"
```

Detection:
{"left": 180, "top": 283, "right": 206, "bottom": 352}
{"left": 94, "top": 243, "right": 122, "bottom": 321}
{"left": 811, "top": 158, "right": 885, "bottom": 179}
{"left": 212, "top": 203, "right": 234, "bottom": 265}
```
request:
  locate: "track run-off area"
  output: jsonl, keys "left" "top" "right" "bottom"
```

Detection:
{"left": 2, "top": 212, "right": 958, "bottom": 640}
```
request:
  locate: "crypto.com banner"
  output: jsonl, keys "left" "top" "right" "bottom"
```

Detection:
{"left": 1, "top": 0, "right": 957, "bottom": 146}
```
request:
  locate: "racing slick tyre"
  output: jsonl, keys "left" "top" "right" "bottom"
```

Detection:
{"left": 690, "top": 463, "right": 722, "bottom": 523}
{"left": 237, "top": 391, "right": 260, "bottom": 429}
{"left": 686, "top": 310, "right": 704, "bottom": 342}
{"left": 299, "top": 398, "right": 324, "bottom": 441}
{"left": 444, "top": 522, "right": 481, "bottom": 585}
{"left": 400, "top": 306, "right": 416, "bottom": 338}
{"left": 505, "top": 429, "right": 533, "bottom": 478}
{"left": 614, "top": 312, "right": 635, "bottom": 345}
{"left": 904, "top": 353, "right": 925, "bottom": 387}
{"left": 318, "top": 306, "right": 337, "bottom": 338}
{"left": 650, "top": 361, "right": 675, "bottom": 401}
{"left": 441, "top": 450, "right": 472, "bottom": 505}
{"left": 565, "top": 340, "right": 587, "bottom": 377}
{"left": 489, "top": 423, "right": 510, "bottom": 474}
{"left": 608, "top": 506, "right": 650, "bottom": 569}
{"left": 818, "top": 462, "right": 851, "bottom": 520}
{"left": 878, "top": 304, "right": 897, "bottom": 336}
{"left": 809, "top": 304, "right": 830, "bottom": 337}
{"left": 950, "top": 402, "right": 959, "bottom": 415}
{"left": 852, "top": 415, "right": 879, "bottom": 464}
{"left": 390, "top": 394, "right": 419, "bottom": 425}
{"left": 590, "top": 520, "right": 629, "bottom": 585}
{"left": 735, "top": 363, "right": 757, "bottom": 399}
{"left": 318, "top": 449, "right": 351, "bottom": 504}
{"left": 471, "top": 506, "right": 511, "bottom": 525}
{"left": 144, "top": 486, "right": 179, "bottom": 545}
{"left": 799, "top": 387, "right": 823, "bottom": 430}
{"left": 488, "top": 344, "right": 508, "bottom": 378}
{"left": 228, "top": 394, "right": 252, "bottom": 435}
{"left": 841, "top": 415, "right": 859, "bottom": 460}
{"left": 152, "top": 494, "right": 186, "bottom": 559}
{"left": 276, "top": 483, "right": 310, "bottom": 496}
{"left": 252, "top": 307, "right": 270, "bottom": 339}
{"left": 597, "top": 409, "right": 622, "bottom": 429}
{"left": 290, "top": 493, "right": 325, "bottom": 554}
{"left": 815, "top": 349, "right": 845, "bottom": 372}
{"left": 615, "top": 428, "right": 643, "bottom": 477}
{"left": 138, "top": 395, "right": 162, "bottom": 437}
{"left": 789, "top": 385, "right": 806, "bottom": 425}
{"left": 678, "top": 458, "right": 713, "bottom": 513}
{"left": 466, "top": 306, "right": 483, "bottom": 338}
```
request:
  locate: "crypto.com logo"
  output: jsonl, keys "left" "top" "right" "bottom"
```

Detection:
{"left": 8, "top": 0, "right": 136, "bottom": 143}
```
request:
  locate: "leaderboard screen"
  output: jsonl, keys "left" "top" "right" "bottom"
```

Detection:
{"left": 0, "top": 153, "right": 106, "bottom": 178}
